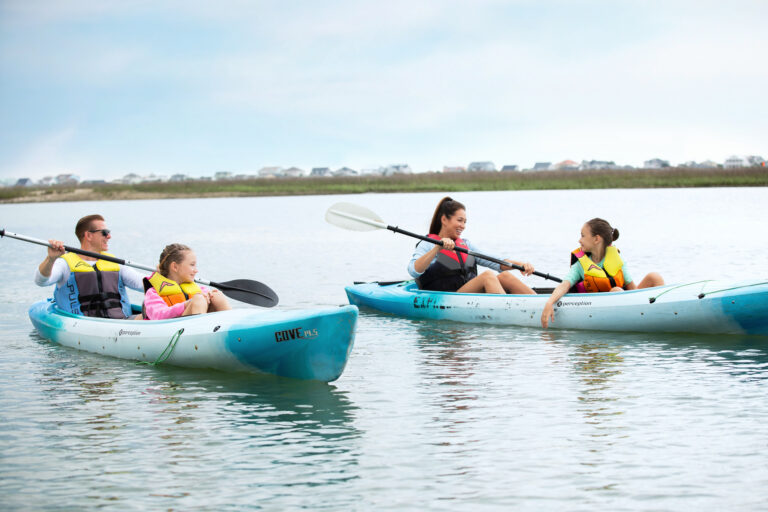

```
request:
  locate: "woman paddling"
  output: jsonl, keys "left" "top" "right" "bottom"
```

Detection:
{"left": 143, "top": 243, "right": 231, "bottom": 320}
{"left": 541, "top": 218, "right": 665, "bottom": 328}
{"left": 408, "top": 197, "right": 536, "bottom": 294}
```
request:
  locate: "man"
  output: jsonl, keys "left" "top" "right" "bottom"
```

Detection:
{"left": 35, "top": 214, "right": 144, "bottom": 319}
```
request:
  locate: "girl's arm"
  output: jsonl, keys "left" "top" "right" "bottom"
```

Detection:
{"left": 143, "top": 288, "right": 187, "bottom": 320}
{"left": 541, "top": 280, "right": 572, "bottom": 329}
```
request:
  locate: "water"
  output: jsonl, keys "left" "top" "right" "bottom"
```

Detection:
{"left": 1, "top": 188, "right": 767, "bottom": 510}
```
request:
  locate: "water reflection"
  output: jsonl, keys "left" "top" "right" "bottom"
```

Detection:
{"left": 21, "top": 331, "right": 362, "bottom": 509}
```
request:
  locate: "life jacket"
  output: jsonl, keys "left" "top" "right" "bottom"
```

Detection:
{"left": 53, "top": 252, "right": 132, "bottom": 319}
{"left": 570, "top": 246, "right": 625, "bottom": 293}
{"left": 142, "top": 272, "right": 203, "bottom": 318}
{"left": 415, "top": 234, "right": 478, "bottom": 291}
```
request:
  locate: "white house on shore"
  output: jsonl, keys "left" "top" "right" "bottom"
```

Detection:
{"left": 334, "top": 167, "right": 358, "bottom": 177}
{"left": 258, "top": 166, "right": 283, "bottom": 178}
{"left": 468, "top": 161, "right": 496, "bottom": 172}
{"left": 282, "top": 167, "right": 306, "bottom": 178}
{"left": 643, "top": 158, "right": 670, "bottom": 169}
{"left": 310, "top": 167, "right": 332, "bottom": 177}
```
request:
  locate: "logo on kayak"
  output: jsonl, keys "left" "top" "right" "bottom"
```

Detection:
{"left": 118, "top": 329, "right": 141, "bottom": 336}
{"left": 556, "top": 300, "right": 592, "bottom": 307}
{"left": 275, "top": 327, "right": 319, "bottom": 342}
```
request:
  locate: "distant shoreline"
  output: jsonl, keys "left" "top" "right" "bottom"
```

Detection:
{"left": 2, "top": 167, "right": 767, "bottom": 204}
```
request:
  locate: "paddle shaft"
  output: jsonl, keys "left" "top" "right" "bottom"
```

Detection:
{"left": 387, "top": 224, "right": 563, "bottom": 283}
{"left": 0, "top": 228, "right": 273, "bottom": 300}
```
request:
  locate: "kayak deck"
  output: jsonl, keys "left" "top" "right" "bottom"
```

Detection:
{"left": 345, "top": 280, "right": 768, "bottom": 336}
{"left": 29, "top": 300, "right": 358, "bottom": 382}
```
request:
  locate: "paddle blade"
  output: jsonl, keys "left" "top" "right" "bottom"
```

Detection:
{"left": 325, "top": 202, "right": 386, "bottom": 232}
{"left": 212, "top": 279, "right": 279, "bottom": 307}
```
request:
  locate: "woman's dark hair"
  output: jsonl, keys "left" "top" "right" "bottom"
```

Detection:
{"left": 428, "top": 197, "right": 466, "bottom": 235}
{"left": 585, "top": 218, "right": 619, "bottom": 246}
{"left": 158, "top": 243, "right": 191, "bottom": 277}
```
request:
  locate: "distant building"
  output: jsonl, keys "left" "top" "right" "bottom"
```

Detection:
{"left": 532, "top": 162, "right": 552, "bottom": 171}
{"left": 14, "top": 178, "right": 34, "bottom": 187}
{"left": 643, "top": 158, "right": 670, "bottom": 169}
{"left": 169, "top": 174, "right": 191, "bottom": 182}
{"left": 334, "top": 167, "right": 358, "bottom": 177}
{"left": 382, "top": 164, "right": 412, "bottom": 176}
{"left": 214, "top": 171, "right": 233, "bottom": 180}
{"left": 55, "top": 173, "right": 80, "bottom": 185}
{"left": 553, "top": 160, "right": 579, "bottom": 171}
{"left": 141, "top": 174, "right": 166, "bottom": 183}
{"left": 38, "top": 176, "right": 55, "bottom": 186}
{"left": 121, "top": 173, "right": 143, "bottom": 184}
{"left": 80, "top": 179, "right": 107, "bottom": 185}
{"left": 579, "top": 160, "right": 618, "bottom": 171}
{"left": 500, "top": 165, "right": 519, "bottom": 172}
{"left": 747, "top": 155, "right": 766, "bottom": 167}
{"left": 258, "top": 166, "right": 283, "bottom": 178}
{"left": 282, "top": 167, "right": 306, "bottom": 178}
{"left": 724, "top": 156, "right": 747, "bottom": 168}
{"left": 310, "top": 167, "right": 332, "bottom": 177}
{"left": 359, "top": 168, "right": 384, "bottom": 176}
{"left": 467, "top": 161, "right": 496, "bottom": 172}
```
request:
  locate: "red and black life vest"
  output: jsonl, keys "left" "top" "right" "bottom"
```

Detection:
{"left": 415, "top": 234, "right": 478, "bottom": 292}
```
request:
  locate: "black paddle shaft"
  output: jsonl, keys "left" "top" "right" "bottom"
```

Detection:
{"left": 386, "top": 224, "right": 563, "bottom": 283}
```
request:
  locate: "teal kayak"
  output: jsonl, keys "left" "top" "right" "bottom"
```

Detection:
{"left": 345, "top": 280, "right": 768, "bottom": 336}
{"left": 29, "top": 300, "right": 358, "bottom": 382}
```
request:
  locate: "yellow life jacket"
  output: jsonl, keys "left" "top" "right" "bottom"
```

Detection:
{"left": 570, "top": 246, "right": 625, "bottom": 293}
{"left": 143, "top": 272, "right": 202, "bottom": 306}
{"left": 56, "top": 252, "right": 131, "bottom": 318}
{"left": 61, "top": 251, "right": 121, "bottom": 272}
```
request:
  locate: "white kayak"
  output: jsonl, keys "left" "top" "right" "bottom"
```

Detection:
{"left": 29, "top": 300, "right": 358, "bottom": 382}
{"left": 345, "top": 279, "right": 768, "bottom": 336}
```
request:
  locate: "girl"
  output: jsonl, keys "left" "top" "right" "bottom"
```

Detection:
{"left": 408, "top": 196, "right": 536, "bottom": 294}
{"left": 541, "top": 218, "right": 664, "bottom": 328}
{"left": 143, "top": 243, "right": 231, "bottom": 320}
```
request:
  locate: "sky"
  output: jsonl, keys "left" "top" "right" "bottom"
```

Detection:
{"left": 1, "top": 0, "right": 766, "bottom": 181}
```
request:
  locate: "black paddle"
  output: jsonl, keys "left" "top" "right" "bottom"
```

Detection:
{"left": 1, "top": 228, "right": 279, "bottom": 307}
{"left": 325, "top": 202, "right": 562, "bottom": 283}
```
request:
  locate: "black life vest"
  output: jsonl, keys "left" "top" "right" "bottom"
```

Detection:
{"left": 415, "top": 235, "right": 477, "bottom": 292}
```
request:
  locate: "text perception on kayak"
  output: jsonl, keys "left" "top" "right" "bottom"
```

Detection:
{"left": 274, "top": 327, "right": 319, "bottom": 343}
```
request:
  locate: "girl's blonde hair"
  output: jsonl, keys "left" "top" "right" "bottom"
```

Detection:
{"left": 158, "top": 243, "right": 191, "bottom": 277}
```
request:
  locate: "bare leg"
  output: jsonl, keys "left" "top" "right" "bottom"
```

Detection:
{"left": 637, "top": 272, "right": 665, "bottom": 289}
{"left": 182, "top": 294, "right": 208, "bottom": 316}
{"left": 456, "top": 270, "right": 505, "bottom": 294}
{"left": 498, "top": 271, "right": 536, "bottom": 295}
{"left": 208, "top": 291, "right": 231, "bottom": 312}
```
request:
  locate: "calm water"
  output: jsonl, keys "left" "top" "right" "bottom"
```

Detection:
{"left": 1, "top": 188, "right": 767, "bottom": 510}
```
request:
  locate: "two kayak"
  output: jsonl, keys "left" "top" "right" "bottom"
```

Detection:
{"left": 29, "top": 300, "right": 358, "bottom": 382}
{"left": 345, "top": 280, "right": 768, "bottom": 336}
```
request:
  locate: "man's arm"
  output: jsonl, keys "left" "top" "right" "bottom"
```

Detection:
{"left": 120, "top": 266, "right": 147, "bottom": 291}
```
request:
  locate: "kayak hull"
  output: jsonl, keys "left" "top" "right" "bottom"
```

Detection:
{"left": 29, "top": 300, "right": 358, "bottom": 382}
{"left": 345, "top": 280, "right": 768, "bottom": 336}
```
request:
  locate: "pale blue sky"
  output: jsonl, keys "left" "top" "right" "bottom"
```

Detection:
{"left": 1, "top": 0, "right": 766, "bottom": 180}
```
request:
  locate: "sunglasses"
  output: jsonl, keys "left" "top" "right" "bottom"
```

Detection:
{"left": 88, "top": 229, "right": 111, "bottom": 236}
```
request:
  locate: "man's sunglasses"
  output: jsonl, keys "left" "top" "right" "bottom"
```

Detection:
{"left": 88, "top": 229, "right": 111, "bottom": 236}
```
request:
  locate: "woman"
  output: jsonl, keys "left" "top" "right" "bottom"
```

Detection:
{"left": 408, "top": 197, "right": 535, "bottom": 294}
{"left": 541, "top": 218, "right": 664, "bottom": 328}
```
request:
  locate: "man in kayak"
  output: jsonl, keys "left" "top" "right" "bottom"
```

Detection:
{"left": 34, "top": 214, "right": 144, "bottom": 319}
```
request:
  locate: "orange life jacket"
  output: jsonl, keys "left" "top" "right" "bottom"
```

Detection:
{"left": 143, "top": 272, "right": 202, "bottom": 306}
{"left": 571, "top": 246, "right": 625, "bottom": 293}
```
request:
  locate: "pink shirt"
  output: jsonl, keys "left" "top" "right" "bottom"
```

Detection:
{"left": 143, "top": 285, "right": 208, "bottom": 320}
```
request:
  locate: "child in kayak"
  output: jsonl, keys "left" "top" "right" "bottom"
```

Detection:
{"left": 142, "top": 243, "right": 231, "bottom": 320}
{"left": 408, "top": 196, "right": 536, "bottom": 294}
{"left": 541, "top": 218, "right": 664, "bottom": 328}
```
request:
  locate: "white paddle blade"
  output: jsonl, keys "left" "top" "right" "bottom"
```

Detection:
{"left": 325, "top": 202, "right": 386, "bottom": 232}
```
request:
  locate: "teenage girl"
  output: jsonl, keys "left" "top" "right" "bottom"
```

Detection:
{"left": 408, "top": 196, "right": 536, "bottom": 294}
{"left": 541, "top": 218, "right": 664, "bottom": 328}
{"left": 143, "top": 243, "right": 231, "bottom": 320}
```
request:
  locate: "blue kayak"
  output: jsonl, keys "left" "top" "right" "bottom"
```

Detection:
{"left": 29, "top": 300, "right": 358, "bottom": 382}
{"left": 346, "top": 280, "right": 768, "bottom": 336}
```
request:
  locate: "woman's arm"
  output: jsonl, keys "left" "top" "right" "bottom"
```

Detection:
{"left": 541, "top": 280, "right": 572, "bottom": 329}
{"left": 408, "top": 239, "right": 455, "bottom": 277}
